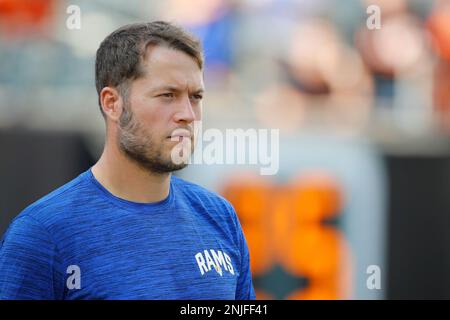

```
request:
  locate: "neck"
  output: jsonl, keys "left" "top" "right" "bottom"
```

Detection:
{"left": 91, "top": 140, "right": 171, "bottom": 204}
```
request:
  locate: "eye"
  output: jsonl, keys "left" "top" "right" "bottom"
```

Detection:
{"left": 159, "top": 93, "right": 174, "bottom": 98}
{"left": 191, "top": 94, "right": 203, "bottom": 101}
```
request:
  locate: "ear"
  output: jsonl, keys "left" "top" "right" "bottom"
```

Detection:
{"left": 100, "top": 86, "right": 123, "bottom": 122}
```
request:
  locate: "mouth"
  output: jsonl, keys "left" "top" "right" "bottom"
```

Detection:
{"left": 167, "top": 136, "right": 189, "bottom": 143}
{"left": 167, "top": 129, "right": 192, "bottom": 140}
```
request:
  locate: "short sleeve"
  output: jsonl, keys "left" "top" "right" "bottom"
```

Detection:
{"left": 0, "top": 215, "right": 64, "bottom": 300}
{"left": 235, "top": 227, "right": 257, "bottom": 300}
{"left": 225, "top": 202, "right": 256, "bottom": 300}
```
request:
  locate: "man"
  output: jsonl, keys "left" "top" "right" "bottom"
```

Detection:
{"left": 0, "top": 21, "right": 256, "bottom": 300}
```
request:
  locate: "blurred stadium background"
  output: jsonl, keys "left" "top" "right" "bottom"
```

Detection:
{"left": 1, "top": 0, "right": 450, "bottom": 299}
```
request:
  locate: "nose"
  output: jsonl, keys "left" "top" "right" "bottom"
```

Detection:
{"left": 173, "top": 95, "right": 196, "bottom": 124}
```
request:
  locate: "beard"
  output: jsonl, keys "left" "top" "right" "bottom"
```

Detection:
{"left": 117, "top": 102, "right": 194, "bottom": 174}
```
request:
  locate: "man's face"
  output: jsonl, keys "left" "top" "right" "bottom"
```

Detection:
{"left": 117, "top": 45, "right": 204, "bottom": 174}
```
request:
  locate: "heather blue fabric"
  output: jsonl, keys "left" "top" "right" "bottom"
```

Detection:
{"left": 0, "top": 169, "right": 256, "bottom": 300}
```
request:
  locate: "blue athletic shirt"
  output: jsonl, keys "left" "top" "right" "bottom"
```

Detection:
{"left": 0, "top": 169, "right": 256, "bottom": 300}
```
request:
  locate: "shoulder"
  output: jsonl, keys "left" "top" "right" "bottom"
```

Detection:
{"left": 10, "top": 170, "right": 91, "bottom": 230}
{"left": 171, "top": 175, "right": 239, "bottom": 223}
{"left": 172, "top": 175, "right": 234, "bottom": 208}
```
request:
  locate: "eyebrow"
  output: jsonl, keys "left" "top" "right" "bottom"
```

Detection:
{"left": 152, "top": 85, "right": 204, "bottom": 94}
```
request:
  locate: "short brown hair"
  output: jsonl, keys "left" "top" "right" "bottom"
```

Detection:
{"left": 95, "top": 21, "right": 204, "bottom": 115}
